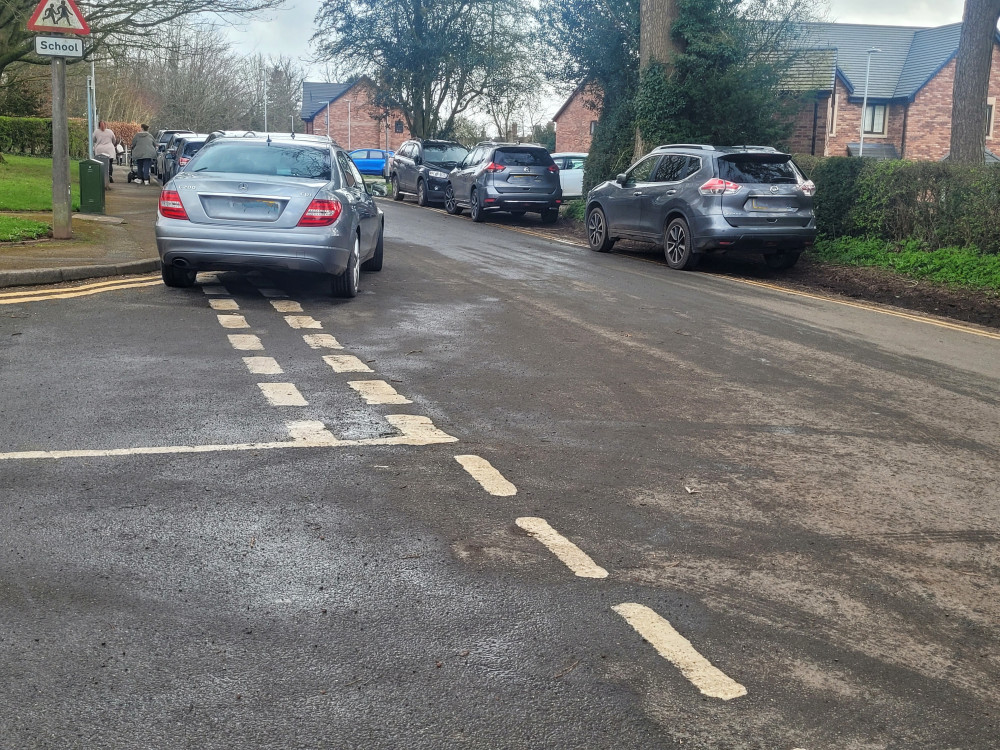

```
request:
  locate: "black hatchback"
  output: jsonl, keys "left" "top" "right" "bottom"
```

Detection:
{"left": 586, "top": 144, "right": 816, "bottom": 270}
{"left": 445, "top": 141, "right": 563, "bottom": 223}
{"left": 390, "top": 139, "right": 469, "bottom": 206}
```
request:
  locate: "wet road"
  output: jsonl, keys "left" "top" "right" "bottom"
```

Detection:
{"left": 1, "top": 198, "right": 998, "bottom": 749}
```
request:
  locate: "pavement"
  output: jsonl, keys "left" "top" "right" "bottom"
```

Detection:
{"left": 0, "top": 178, "right": 162, "bottom": 289}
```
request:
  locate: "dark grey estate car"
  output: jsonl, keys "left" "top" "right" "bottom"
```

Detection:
{"left": 586, "top": 144, "right": 816, "bottom": 270}
{"left": 391, "top": 139, "right": 469, "bottom": 206}
{"left": 445, "top": 141, "right": 563, "bottom": 223}
{"left": 156, "top": 134, "right": 385, "bottom": 298}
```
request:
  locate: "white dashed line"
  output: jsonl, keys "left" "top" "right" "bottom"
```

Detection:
{"left": 348, "top": 380, "right": 412, "bottom": 404}
{"left": 257, "top": 288, "right": 290, "bottom": 298}
{"left": 0, "top": 416, "right": 457, "bottom": 461}
{"left": 243, "top": 356, "right": 283, "bottom": 375}
{"left": 323, "top": 354, "right": 373, "bottom": 373}
{"left": 285, "top": 315, "right": 322, "bottom": 329}
{"left": 209, "top": 298, "right": 240, "bottom": 310}
{"left": 270, "top": 300, "right": 304, "bottom": 313}
{"left": 228, "top": 334, "right": 264, "bottom": 351}
{"left": 218, "top": 314, "right": 250, "bottom": 329}
{"left": 303, "top": 334, "right": 344, "bottom": 350}
{"left": 515, "top": 516, "right": 607, "bottom": 578}
{"left": 455, "top": 454, "right": 517, "bottom": 496}
{"left": 258, "top": 382, "right": 308, "bottom": 406}
{"left": 613, "top": 603, "right": 747, "bottom": 701}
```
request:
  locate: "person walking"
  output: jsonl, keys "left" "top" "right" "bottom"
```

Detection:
{"left": 93, "top": 120, "right": 118, "bottom": 186}
{"left": 130, "top": 124, "right": 157, "bottom": 186}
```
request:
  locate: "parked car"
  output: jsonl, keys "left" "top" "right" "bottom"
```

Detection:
{"left": 153, "top": 129, "right": 193, "bottom": 177}
{"left": 585, "top": 144, "right": 816, "bottom": 270}
{"left": 160, "top": 133, "right": 208, "bottom": 184}
{"left": 444, "top": 141, "right": 562, "bottom": 222}
{"left": 349, "top": 148, "right": 394, "bottom": 176}
{"left": 550, "top": 152, "right": 587, "bottom": 198}
{"left": 391, "top": 139, "right": 470, "bottom": 206}
{"left": 155, "top": 134, "right": 386, "bottom": 298}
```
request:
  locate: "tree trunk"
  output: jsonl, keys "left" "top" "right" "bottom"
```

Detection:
{"left": 636, "top": 0, "right": 683, "bottom": 158}
{"left": 949, "top": 0, "right": 1000, "bottom": 164}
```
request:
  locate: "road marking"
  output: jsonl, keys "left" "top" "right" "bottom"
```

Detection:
{"left": 323, "top": 354, "right": 373, "bottom": 373}
{"left": 0, "top": 279, "right": 161, "bottom": 304}
{"left": 217, "top": 314, "right": 249, "bottom": 329}
{"left": 285, "top": 315, "right": 322, "bottom": 329}
{"left": 270, "top": 300, "right": 304, "bottom": 313}
{"left": 515, "top": 516, "right": 607, "bottom": 577}
{"left": 227, "top": 334, "right": 264, "bottom": 351}
{"left": 243, "top": 356, "right": 283, "bottom": 375}
{"left": 258, "top": 383, "right": 308, "bottom": 406}
{"left": 209, "top": 298, "right": 240, "bottom": 310}
{"left": 455, "top": 454, "right": 517, "bottom": 496}
{"left": 613, "top": 603, "right": 747, "bottom": 700}
{"left": 348, "top": 380, "right": 412, "bottom": 404}
{"left": 258, "top": 288, "right": 289, "bottom": 298}
{"left": 303, "top": 334, "right": 343, "bottom": 350}
{"left": 0, "top": 416, "right": 458, "bottom": 461}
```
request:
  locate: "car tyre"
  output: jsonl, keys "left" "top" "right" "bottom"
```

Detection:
{"left": 763, "top": 250, "right": 801, "bottom": 270}
{"left": 470, "top": 189, "right": 485, "bottom": 223}
{"left": 391, "top": 175, "right": 403, "bottom": 201}
{"left": 416, "top": 179, "right": 428, "bottom": 207}
{"left": 444, "top": 185, "right": 462, "bottom": 215}
{"left": 161, "top": 264, "right": 196, "bottom": 288}
{"left": 332, "top": 235, "right": 361, "bottom": 298}
{"left": 663, "top": 217, "right": 700, "bottom": 270}
{"left": 361, "top": 222, "right": 384, "bottom": 272}
{"left": 587, "top": 206, "right": 614, "bottom": 252}
{"left": 540, "top": 207, "right": 559, "bottom": 225}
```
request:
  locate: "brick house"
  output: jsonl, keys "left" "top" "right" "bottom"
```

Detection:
{"left": 552, "top": 81, "right": 603, "bottom": 152}
{"left": 299, "top": 80, "right": 412, "bottom": 151}
{"left": 551, "top": 22, "right": 1000, "bottom": 161}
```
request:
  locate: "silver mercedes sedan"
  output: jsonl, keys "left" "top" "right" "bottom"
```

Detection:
{"left": 155, "top": 134, "right": 385, "bottom": 298}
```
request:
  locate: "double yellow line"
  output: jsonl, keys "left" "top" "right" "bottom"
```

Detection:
{"left": 0, "top": 274, "right": 162, "bottom": 305}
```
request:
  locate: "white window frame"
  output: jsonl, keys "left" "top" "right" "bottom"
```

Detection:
{"left": 987, "top": 97, "right": 996, "bottom": 139}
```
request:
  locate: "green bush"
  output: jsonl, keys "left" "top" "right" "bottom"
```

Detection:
{"left": 562, "top": 199, "right": 586, "bottom": 222}
{"left": 0, "top": 116, "right": 89, "bottom": 159}
{"left": 809, "top": 156, "right": 867, "bottom": 238}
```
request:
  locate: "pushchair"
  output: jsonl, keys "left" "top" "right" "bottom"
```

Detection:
{"left": 125, "top": 150, "right": 139, "bottom": 184}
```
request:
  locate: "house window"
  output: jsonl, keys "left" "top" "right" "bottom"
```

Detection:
{"left": 863, "top": 104, "right": 887, "bottom": 135}
{"left": 987, "top": 97, "right": 996, "bottom": 138}
{"left": 590, "top": 120, "right": 597, "bottom": 135}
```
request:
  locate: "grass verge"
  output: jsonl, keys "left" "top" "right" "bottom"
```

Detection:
{"left": 810, "top": 237, "right": 1000, "bottom": 292}
{"left": 0, "top": 215, "right": 50, "bottom": 242}
{"left": 0, "top": 154, "right": 82, "bottom": 211}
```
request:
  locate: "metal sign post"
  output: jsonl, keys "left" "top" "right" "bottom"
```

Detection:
{"left": 27, "top": 0, "right": 91, "bottom": 239}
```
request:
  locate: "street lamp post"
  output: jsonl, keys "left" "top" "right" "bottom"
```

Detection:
{"left": 859, "top": 47, "right": 881, "bottom": 157}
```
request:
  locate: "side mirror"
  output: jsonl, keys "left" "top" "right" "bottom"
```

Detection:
{"left": 414, "top": 155, "right": 422, "bottom": 165}
{"left": 616, "top": 173, "right": 628, "bottom": 185}
{"left": 369, "top": 182, "right": 388, "bottom": 197}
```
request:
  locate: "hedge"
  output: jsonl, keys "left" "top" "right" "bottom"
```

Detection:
{"left": 794, "top": 155, "right": 1000, "bottom": 255}
{"left": 0, "top": 116, "right": 141, "bottom": 160}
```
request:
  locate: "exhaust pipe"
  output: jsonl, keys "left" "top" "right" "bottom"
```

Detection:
{"left": 173, "top": 258, "right": 190, "bottom": 268}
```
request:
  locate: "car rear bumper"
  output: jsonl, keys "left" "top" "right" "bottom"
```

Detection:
{"left": 155, "top": 222, "right": 352, "bottom": 275}
{"left": 691, "top": 215, "right": 816, "bottom": 253}
{"left": 483, "top": 187, "right": 561, "bottom": 213}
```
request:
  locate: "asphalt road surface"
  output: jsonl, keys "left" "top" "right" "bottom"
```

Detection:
{"left": 1, "top": 198, "right": 998, "bottom": 749}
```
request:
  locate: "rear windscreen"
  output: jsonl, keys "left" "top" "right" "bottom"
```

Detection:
{"left": 187, "top": 142, "right": 331, "bottom": 180}
{"left": 719, "top": 157, "right": 800, "bottom": 184}
{"left": 495, "top": 148, "right": 554, "bottom": 167}
{"left": 183, "top": 141, "right": 205, "bottom": 156}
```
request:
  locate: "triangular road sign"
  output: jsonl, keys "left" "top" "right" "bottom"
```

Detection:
{"left": 27, "top": 0, "right": 91, "bottom": 35}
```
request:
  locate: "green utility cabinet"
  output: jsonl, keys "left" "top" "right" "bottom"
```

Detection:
{"left": 79, "top": 159, "right": 105, "bottom": 214}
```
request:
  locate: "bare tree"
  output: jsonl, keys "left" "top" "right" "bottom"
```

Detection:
{"left": 949, "top": 0, "right": 1000, "bottom": 164}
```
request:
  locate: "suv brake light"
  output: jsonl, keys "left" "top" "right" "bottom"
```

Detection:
{"left": 178, "top": 156, "right": 190, "bottom": 166}
{"left": 798, "top": 180, "right": 816, "bottom": 196}
{"left": 298, "top": 198, "right": 342, "bottom": 226}
{"left": 158, "top": 190, "right": 188, "bottom": 220}
{"left": 547, "top": 164, "right": 559, "bottom": 173}
{"left": 484, "top": 162, "right": 505, "bottom": 173}
{"left": 699, "top": 178, "right": 743, "bottom": 195}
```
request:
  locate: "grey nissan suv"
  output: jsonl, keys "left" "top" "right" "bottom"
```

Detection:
{"left": 445, "top": 141, "right": 563, "bottom": 223}
{"left": 585, "top": 144, "right": 816, "bottom": 270}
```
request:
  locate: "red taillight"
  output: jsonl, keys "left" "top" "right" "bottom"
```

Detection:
{"left": 297, "top": 198, "right": 342, "bottom": 226}
{"left": 178, "top": 156, "right": 190, "bottom": 167}
{"left": 547, "top": 164, "right": 559, "bottom": 173}
{"left": 158, "top": 190, "right": 188, "bottom": 220}
{"left": 483, "top": 162, "right": 505, "bottom": 173}
{"left": 798, "top": 180, "right": 816, "bottom": 196}
{"left": 699, "top": 178, "right": 743, "bottom": 195}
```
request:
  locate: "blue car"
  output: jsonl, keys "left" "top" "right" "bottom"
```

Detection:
{"left": 349, "top": 148, "right": 394, "bottom": 176}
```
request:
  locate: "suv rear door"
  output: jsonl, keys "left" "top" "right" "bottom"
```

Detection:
{"left": 490, "top": 147, "right": 559, "bottom": 196}
{"left": 639, "top": 155, "right": 702, "bottom": 236}
{"left": 718, "top": 154, "right": 812, "bottom": 228}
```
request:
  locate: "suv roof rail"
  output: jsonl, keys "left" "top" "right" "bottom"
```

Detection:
{"left": 656, "top": 144, "right": 715, "bottom": 151}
